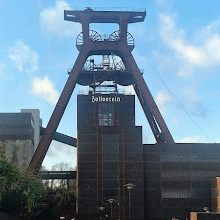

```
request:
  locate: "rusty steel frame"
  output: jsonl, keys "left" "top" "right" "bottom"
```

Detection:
{"left": 122, "top": 50, "right": 174, "bottom": 144}
{"left": 40, "top": 127, "right": 77, "bottom": 147}
{"left": 28, "top": 50, "right": 88, "bottom": 172}
{"left": 28, "top": 9, "right": 174, "bottom": 173}
{"left": 133, "top": 84, "right": 161, "bottom": 140}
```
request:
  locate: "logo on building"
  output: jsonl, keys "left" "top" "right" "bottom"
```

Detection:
{"left": 91, "top": 96, "right": 121, "bottom": 103}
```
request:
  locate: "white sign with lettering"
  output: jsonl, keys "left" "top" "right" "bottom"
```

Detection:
{"left": 91, "top": 96, "right": 121, "bottom": 102}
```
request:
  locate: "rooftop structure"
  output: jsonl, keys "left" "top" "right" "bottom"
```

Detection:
{"left": 0, "top": 110, "right": 41, "bottom": 170}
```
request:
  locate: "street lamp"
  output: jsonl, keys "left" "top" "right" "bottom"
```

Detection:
{"left": 107, "top": 198, "right": 116, "bottom": 220}
{"left": 203, "top": 207, "right": 209, "bottom": 213}
{"left": 124, "top": 183, "right": 136, "bottom": 220}
{"left": 60, "top": 217, "right": 65, "bottom": 220}
{"left": 99, "top": 206, "right": 105, "bottom": 219}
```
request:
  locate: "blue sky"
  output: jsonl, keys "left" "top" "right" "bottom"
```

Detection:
{"left": 1, "top": 0, "right": 220, "bottom": 169}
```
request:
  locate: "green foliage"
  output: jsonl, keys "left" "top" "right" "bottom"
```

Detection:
{"left": 0, "top": 158, "right": 21, "bottom": 200}
{"left": 45, "top": 185, "right": 76, "bottom": 219}
{"left": 0, "top": 158, "right": 47, "bottom": 219}
{"left": 41, "top": 162, "right": 77, "bottom": 219}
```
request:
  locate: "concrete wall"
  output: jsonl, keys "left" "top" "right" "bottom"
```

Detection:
{"left": 0, "top": 139, "right": 34, "bottom": 170}
{"left": 21, "top": 109, "right": 41, "bottom": 151}
{"left": 0, "top": 110, "right": 40, "bottom": 170}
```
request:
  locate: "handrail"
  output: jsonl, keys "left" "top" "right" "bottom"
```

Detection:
{"left": 65, "top": 7, "right": 146, "bottom": 12}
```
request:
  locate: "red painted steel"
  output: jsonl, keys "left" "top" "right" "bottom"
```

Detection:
{"left": 28, "top": 49, "right": 88, "bottom": 173}
{"left": 133, "top": 84, "right": 161, "bottom": 142}
{"left": 28, "top": 8, "right": 174, "bottom": 173}
{"left": 121, "top": 49, "right": 175, "bottom": 144}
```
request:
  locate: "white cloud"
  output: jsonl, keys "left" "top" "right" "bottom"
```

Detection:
{"left": 159, "top": 14, "right": 220, "bottom": 67}
{"left": 40, "top": 1, "right": 81, "bottom": 37}
{"left": 47, "top": 141, "right": 76, "bottom": 158}
{"left": 182, "top": 87, "right": 207, "bottom": 117}
{"left": 155, "top": 90, "right": 171, "bottom": 110}
{"left": 178, "top": 66, "right": 193, "bottom": 78}
{"left": 31, "top": 76, "right": 59, "bottom": 105}
{"left": 204, "top": 17, "right": 220, "bottom": 36}
{"left": 177, "top": 136, "right": 208, "bottom": 143}
{"left": 0, "top": 63, "right": 6, "bottom": 77}
{"left": 43, "top": 141, "right": 77, "bottom": 170}
{"left": 8, "top": 40, "right": 38, "bottom": 72}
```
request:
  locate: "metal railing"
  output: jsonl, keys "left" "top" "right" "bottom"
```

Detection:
{"left": 65, "top": 7, "right": 146, "bottom": 12}
{"left": 78, "top": 87, "right": 133, "bottom": 95}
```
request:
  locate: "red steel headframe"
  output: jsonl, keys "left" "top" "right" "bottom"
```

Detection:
{"left": 28, "top": 8, "right": 174, "bottom": 173}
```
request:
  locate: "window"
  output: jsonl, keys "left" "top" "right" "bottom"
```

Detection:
{"left": 99, "top": 104, "right": 114, "bottom": 126}
{"left": 162, "top": 188, "right": 191, "bottom": 198}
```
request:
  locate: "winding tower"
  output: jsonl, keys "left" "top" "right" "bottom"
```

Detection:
{"left": 28, "top": 8, "right": 174, "bottom": 174}
{"left": 27, "top": 8, "right": 176, "bottom": 219}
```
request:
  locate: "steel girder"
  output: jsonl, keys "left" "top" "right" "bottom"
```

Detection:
{"left": 28, "top": 9, "right": 174, "bottom": 173}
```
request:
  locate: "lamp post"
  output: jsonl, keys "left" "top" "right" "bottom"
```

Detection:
{"left": 99, "top": 206, "right": 105, "bottom": 219}
{"left": 124, "top": 183, "right": 136, "bottom": 220}
{"left": 203, "top": 207, "right": 209, "bottom": 213}
{"left": 107, "top": 198, "right": 116, "bottom": 220}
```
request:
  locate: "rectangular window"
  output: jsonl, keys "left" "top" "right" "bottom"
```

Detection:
{"left": 162, "top": 188, "right": 191, "bottom": 198}
{"left": 99, "top": 104, "right": 114, "bottom": 126}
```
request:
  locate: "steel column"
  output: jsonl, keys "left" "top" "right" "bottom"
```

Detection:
{"left": 28, "top": 49, "right": 88, "bottom": 173}
{"left": 134, "top": 84, "right": 162, "bottom": 143}
{"left": 29, "top": 9, "right": 175, "bottom": 174}
{"left": 122, "top": 49, "right": 174, "bottom": 144}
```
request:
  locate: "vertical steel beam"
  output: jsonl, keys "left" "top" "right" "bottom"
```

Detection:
{"left": 133, "top": 84, "right": 162, "bottom": 143}
{"left": 28, "top": 49, "right": 88, "bottom": 173}
{"left": 120, "top": 19, "right": 128, "bottom": 44}
{"left": 29, "top": 9, "right": 175, "bottom": 174}
{"left": 122, "top": 49, "right": 174, "bottom": 144}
